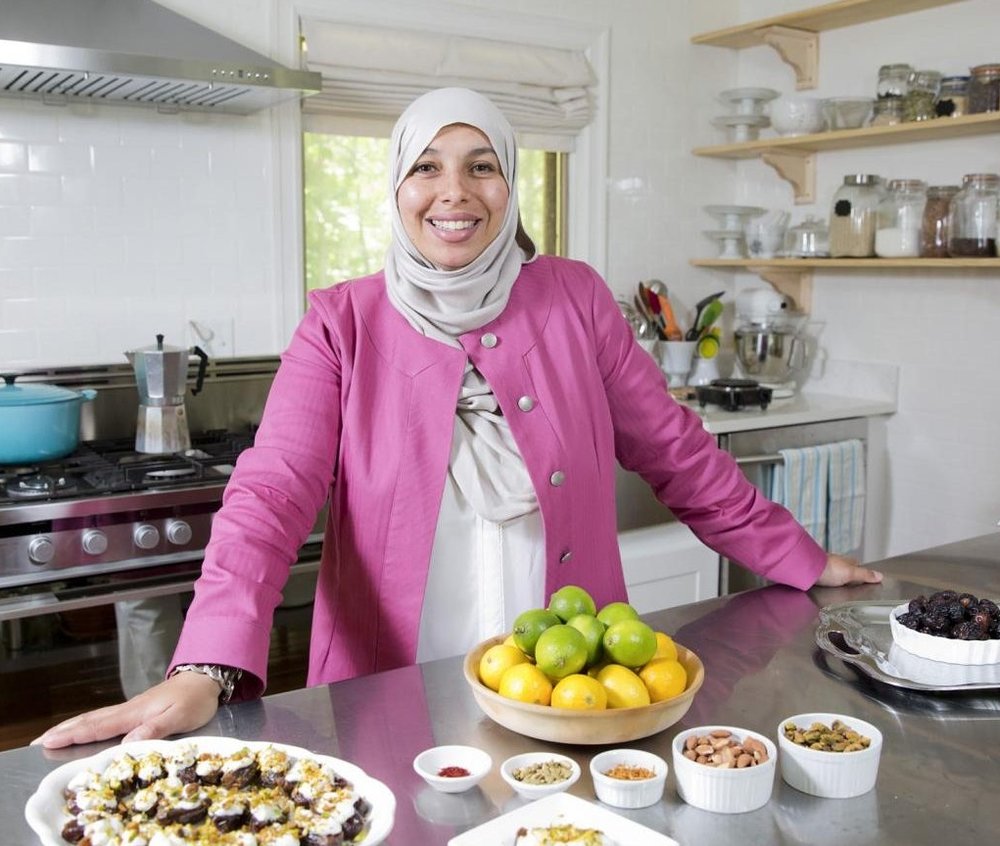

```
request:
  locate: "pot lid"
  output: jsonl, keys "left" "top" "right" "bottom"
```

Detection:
{"left": 0, "top": 376, "right": 81, "bottom": 407}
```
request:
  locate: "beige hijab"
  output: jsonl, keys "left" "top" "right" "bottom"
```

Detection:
{"left": 385, "top": 88, "right": 538, "bottom": 521}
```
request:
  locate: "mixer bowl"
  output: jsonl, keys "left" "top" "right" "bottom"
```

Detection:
{"left": 734, "top": 327, "right": 807, "bottom": 385}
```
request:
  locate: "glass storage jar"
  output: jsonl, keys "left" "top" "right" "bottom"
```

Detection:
{"left": 948, "top": 173, "right": 1000, "bottom": 257}
{"left": 919, "top": 185, "right": 960, "bottom": 258}
{"left": 829, "top": 174, "right": 884, "bottom": 257}
{"left": 935, "top": 76, "right": 969, "bottom": 118}
{"left": 867, "top": 98, "right": 904, "bottom": 126}
{"left": 875, "top": 179, "right": 927, "bottom": 257}
{"left": 902, "top": 70, "right": 942, "bottom": 121}
{"left": 876, "top": 63, "right": 913, "bottom": 99}
{"left": 968, "top": 64, "right": 1000, "bottom": 114}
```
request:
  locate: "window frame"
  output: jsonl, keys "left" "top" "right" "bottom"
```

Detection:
{"left": 274, "top": 0, "right": 609, "bottom": 336}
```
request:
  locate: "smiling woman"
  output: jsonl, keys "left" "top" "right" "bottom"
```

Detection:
{"left": 303, "top": 133, "right": 565, "bottom": 291}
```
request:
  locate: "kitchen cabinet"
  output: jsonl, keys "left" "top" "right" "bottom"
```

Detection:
{"left": 690, "top": 0, "right": 1000, "bottom": 311}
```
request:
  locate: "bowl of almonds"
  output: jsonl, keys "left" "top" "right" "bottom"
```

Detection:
{"left": 777, "top": 713, "right": 882, "bottom": 799}
{"left": 671, "top": 726, "right": 777, "bottom": 813}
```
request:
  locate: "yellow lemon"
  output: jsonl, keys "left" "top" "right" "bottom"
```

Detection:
{"left": 503, "top": 633, "right": 517, "bottom": 648}
{"left": 479, "top": 644, "right": 529, "bottom": 692}
{"left": 653, "top": 631, "right": 678, "bottom": 661}
{"left": 551, "top": 674, "right": 608, "bottom": 711}
{"left": 498, "top": 663, "right": 553, "bottom": 706}
{"left": 639, "top": 658, "right": 688, "bottom": 703}
{"left": 596, "top": 664, "right": 650, "bottom": 709}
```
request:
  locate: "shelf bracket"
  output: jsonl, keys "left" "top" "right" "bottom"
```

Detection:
{"left": 758, "top": 25, "right": 819, "bottom": 89}
{"left": 756, "top": 268, "right": 813, "bottom": 314}
{"left": 760, "top": 148, "right": 816, "bottom": 204}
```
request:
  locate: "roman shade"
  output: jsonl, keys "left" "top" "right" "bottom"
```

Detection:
{"left": 300, "top": 19, "right": 596, "bottom": 151}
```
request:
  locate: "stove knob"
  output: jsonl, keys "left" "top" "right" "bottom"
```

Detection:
{"left": 165, "top": 520, "right": 193, "bottom": 546}
{"left": 81, "top": 529, "right": 109, "bottom": 556}
{"left": 133, "top": 523, "right": 160, "bottom": 550}
{"left": 28, "top": 536, "right": 55, "bottom": 565}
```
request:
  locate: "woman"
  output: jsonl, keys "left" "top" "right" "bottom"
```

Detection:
{"left": 37, "top": 88, "right": 879, "bottom": 749}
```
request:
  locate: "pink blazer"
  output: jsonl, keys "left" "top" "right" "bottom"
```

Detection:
{"left": 172, "top": 256, "right": 825, "bottom": 697}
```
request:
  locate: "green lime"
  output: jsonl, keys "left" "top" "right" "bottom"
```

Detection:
{"left": 603, "top": 618, "right": 657, "bottom": 669}
{"left": 512, "top": 608, "right": 562, "bottom": 657}
{"left": 547, "top": 584, "right": 597, "bottom": 622}
{"left": 567, "top": 613, "right": 607, "bottom": 667}
{"left": 596, "top": 601, "right": 640, "bottom": 627}
{"left": 534, "top": 625, "right": 589, "bottom": 681}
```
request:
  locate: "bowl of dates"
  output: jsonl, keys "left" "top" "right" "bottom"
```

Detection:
{"left": 891, "top": 590, "right": 1000, "bottom": 665}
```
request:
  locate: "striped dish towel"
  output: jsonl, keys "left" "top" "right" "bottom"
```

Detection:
{"left": 769, "top": 445, "right": 830, "bottom": 547}
{"left": 825, "top": 439, "right": 866, "bottom": 555}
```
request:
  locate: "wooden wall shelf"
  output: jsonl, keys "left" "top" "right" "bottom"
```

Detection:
{"left": 693, "top": 113, "right": 1000, "bottom": 202}
{"left": 689, "top": 257, "right": 1000, "bottom": 314}
{"left": 691, "top": 0, "right": 965, "bottom": 89}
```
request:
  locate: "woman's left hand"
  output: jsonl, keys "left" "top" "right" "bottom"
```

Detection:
{"left": 815, "top": 553, "right": 883, "bottom": 587}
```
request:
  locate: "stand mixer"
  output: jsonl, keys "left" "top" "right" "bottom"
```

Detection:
{"left": 126, "top": 334, "right": 209, "bottom": 454}
{"left": 733, "top": 288, "right": 808, "bottom": 396}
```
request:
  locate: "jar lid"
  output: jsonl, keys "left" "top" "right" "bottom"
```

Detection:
{"left": 843, "top": 173, "right": 881, "bottom": 186}
{"left": 878, "top": 63, "right": 913, "bottom": 73}
{"left": 961, "top": 172, "right": 1000, "bottom": 185}
{"left": 886, "top": 179, "right": 927, "bottom": 191}
{"left": 926, "top": 185, "right": 960, "bottom": 195}
{"left": 970, "top": 64, "right": 1000, "bottom": 75}
{"left": 0, "top": 377, "right": 81, "bottom": 407}
{"left": 941, "top": 75, "right": 970, "bottom": 84}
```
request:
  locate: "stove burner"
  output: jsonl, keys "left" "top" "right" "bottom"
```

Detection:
{"left": 696, "top": 378, "right": 773, "bottom": 411}
{"left": 3, "top": 473, "right": 78, "bottom": 499}
{"left": 145, "top": 467, "right": 197, "bottom": 480}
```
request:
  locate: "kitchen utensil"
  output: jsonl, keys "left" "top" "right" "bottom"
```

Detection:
{"left": 686, "top": 291, "right": 725, "bottom": 341}
{"left": 695, "top": 298, "right": 723, "bottom": 339}
{"left": 734, "top": 323, "right": 807, "bottom": 388}
{"left": 659, "top": 340, "right": 697, "bottom": 387}
{"left": 462, "top": 635, "right": 704, "bottom": 744}
{"left": 0, "top": 376, "right": 97, "bottom": 464}
{"left": 735, "top": 287, "right": 792, "bottom": 326}
{"left": 644, "top": 279, "right": 683, "bottom": 340}
{"left": 126, "top": 334, "right": 209, "bottom": 454}
{"left": 696, "top": 327, "right": 721, "bottom": 359}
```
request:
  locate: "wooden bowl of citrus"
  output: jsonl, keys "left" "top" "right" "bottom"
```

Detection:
{"left": 462, "top": 605, "right": 705, "bottom": 746}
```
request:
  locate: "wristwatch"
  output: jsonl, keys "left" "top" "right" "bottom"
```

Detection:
{"left": 170, "top": 663, "right": 242, "bottom": 703}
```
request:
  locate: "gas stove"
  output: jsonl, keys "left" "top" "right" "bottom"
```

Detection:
{"left": 0, "top": 430, "right": 258, "bottom": 590}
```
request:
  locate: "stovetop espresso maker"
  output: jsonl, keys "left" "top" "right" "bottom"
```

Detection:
{"left": 126, "top": 334, "right": 209, "bottom": 454}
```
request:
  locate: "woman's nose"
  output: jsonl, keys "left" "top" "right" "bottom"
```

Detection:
{"left": 438, "top": 168, "right": 468, "bottom": 200}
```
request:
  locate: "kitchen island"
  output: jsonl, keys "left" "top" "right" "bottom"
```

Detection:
{"left": 6, "top": 531, "right": 998, "bottom": 845}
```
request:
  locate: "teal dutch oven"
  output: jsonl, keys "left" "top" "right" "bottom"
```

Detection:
{"left": 0, "top": 375, "right": 97, "bottom": 464}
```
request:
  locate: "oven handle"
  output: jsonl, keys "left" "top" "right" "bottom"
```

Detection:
{"left": 734, "top": 453, "right": 786, "bottom": 467}
{"left": 0, "top": 555, "right": 321, "bottom": 623}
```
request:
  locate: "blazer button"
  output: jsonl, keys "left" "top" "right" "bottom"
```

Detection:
{"left": 559, "top": 550, "right": 573, "bottom": 563}
{"left": 549, "top": 470, "right": 565, "bottom": 486}
{"left": 517, "top": 395, "right": 535, "bottom": 412}
{"left": 480, "top": 332, "right": 498, "bottom": 348}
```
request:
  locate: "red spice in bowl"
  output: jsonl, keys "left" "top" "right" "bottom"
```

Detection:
{"left": 438, "top": 766, "right": 471, "bottom": 778}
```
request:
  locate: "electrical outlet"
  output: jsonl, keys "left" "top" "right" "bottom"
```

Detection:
{"left": 188, "top": 318, "right": 235, "bottom": 358}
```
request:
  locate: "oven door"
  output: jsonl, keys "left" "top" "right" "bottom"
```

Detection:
{"left": 0, "top": 538, "right": 322, "bottom": 751}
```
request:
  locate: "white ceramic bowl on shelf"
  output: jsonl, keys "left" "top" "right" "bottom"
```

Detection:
{"left": 777, "top": 713, "right": 883, "bottom": 799}
{"left": 770, "top": 96, "right": 826, "bottom": 135}
{"left": 589, "top": 748, "right": 668, "bottom": 809}
{"left": 412, "top": 745, "right": 492, "bottom": 794}
{"left": 671, "top": 725, "right": 777, "bottom": 814}
{"left": 500, "top": 752, "right": 581, "bottom": 801}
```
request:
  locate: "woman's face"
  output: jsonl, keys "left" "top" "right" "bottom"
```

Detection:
{"left": 396, "top": 123, "right": 510, "bottom": 271}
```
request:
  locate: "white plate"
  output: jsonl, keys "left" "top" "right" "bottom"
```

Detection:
{"left": 711, "top": 115, "right": 770, "bottom": 128}
{"left": 703, "top": 205, "right": 766, "bottom": 218}
{"left": 447, "top": 792, "right": 678, "bottom": 846}
{"left": 25, "top": 736, "right": 396, "bottom": 846}
{"left": 719, "top": 87, "right": 780, "bottom": 103}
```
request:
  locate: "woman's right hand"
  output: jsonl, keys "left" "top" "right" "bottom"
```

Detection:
{"left": 32, "top": 671, "right": 221, "bottom": 749}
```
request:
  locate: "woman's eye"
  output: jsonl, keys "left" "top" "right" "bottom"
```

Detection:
{"left": 471, "top": 162, "right": 497, "bottom": 174}
{"left": 411, "top": 162, "right": 437, "bottom": 174}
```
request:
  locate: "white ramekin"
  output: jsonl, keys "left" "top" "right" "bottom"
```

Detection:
{"left": 671, "top": 725, "right": 777, "bottom": 813}
{"left": 589, "top": 748, "right": 668, "bottom": 809}
{"left": 500, "top": 751, "right": 581, "bottom": 801}
{"left": 777, "top": 713, "right": 882, "bottom": 799}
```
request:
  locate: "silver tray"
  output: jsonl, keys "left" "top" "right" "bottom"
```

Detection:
{"left": 816, "top": 600, "right": 1000, "bottom": 691}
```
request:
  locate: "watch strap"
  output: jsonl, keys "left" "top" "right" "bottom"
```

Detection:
{"left": 170, "top": 663, "right": 242, "bottom": 703}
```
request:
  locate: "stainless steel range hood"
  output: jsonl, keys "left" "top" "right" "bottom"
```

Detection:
{"left": 0, "top": 0, "right": 322, "bottom": 115}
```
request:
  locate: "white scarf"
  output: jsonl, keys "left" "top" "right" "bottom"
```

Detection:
{"left": 384, "top": 87, "right": 538, "bottom": 521}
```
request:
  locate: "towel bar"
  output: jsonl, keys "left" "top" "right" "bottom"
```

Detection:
{"left": 734, "top": 452, "right": 785, "bottom": 467}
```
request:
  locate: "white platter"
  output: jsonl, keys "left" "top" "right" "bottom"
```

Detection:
{"left": 719, "top": 87, "right": 780, "bottom": 104}
{"left": 25, "top": 736, "right": 396, "bottom": 846}
{"left": 447, "top": 792, "right": 678, "bottom": 846}
{"left": 711, "top": 115, "right": 770, "bottom": 128}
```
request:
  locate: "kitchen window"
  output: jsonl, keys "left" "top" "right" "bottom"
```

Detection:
{"left": 303, "top": 132, "right": 567, "bottom": 291}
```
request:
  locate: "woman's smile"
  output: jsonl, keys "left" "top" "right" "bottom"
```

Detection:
{"left": 397, "top": 123, "right": 509, "bottom": 270}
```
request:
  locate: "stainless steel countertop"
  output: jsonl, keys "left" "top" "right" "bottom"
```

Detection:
{"left": 6, "top": 531, "right": 999, "bottom": 844}
{"left": 689, "top": 390, "right": 897, "bottom": 434}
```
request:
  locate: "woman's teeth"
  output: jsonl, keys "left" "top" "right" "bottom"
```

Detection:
{"left": 431, "top": 219, "right": 476, "bottom": 231}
